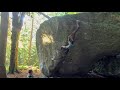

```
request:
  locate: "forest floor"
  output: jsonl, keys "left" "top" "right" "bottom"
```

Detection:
{"left": 7, "top": 69, "right": 41, "bottom": 78}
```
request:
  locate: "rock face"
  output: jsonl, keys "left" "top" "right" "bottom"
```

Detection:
{"left": 36, "top": 12, "right": 120, "bottom": 77}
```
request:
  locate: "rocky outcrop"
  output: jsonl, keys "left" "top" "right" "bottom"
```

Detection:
{"left": 36, "top": 12, "right": 120, "bottom": 77}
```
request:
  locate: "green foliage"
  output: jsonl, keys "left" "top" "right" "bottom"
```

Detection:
{"left": 65, "top": 12, "right": 80, "bottom": 15}
{"left": 46, "top": 12, "right": 66, "bottom": 17}
{"left": 18, "top": 65, "right": 28, "bottom": 70}
{"left": 6, "top": 29, "right": 11, "bottom": 67}
{"left": 45, "top": 12, "right": 79, "bottom": 17}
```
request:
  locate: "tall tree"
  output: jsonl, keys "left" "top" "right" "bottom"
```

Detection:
{"left": 0, "top": 12, "right": 9, "bottom": 78}
{"left": 9, "top": 12, "right": 25, "bottom": 74}
{"left": 28, "top": 13, "right": 34, "bottom": 65}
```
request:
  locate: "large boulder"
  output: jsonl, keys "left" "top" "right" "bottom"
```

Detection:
{"left": 36, "top": 12, "right": 120, "bottom": 77}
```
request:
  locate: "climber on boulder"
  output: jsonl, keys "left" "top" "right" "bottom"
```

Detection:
{"left": 61, "top": 20, "right": 80, "bottom": 54}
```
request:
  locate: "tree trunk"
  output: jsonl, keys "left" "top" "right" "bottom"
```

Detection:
{"left": 9, "top": 12, "right": 25, "bottom": 74}
{"left": 28, "top": 18, "right": 34, "bottom": 65}
{"left": 15, "top": 32, "right": 20, "bottom": 73}
{"left": 9, "top": 28, "right": 20, "bottom": 74}
{"left": 0, "top": 12, "right": 9, "bottom": 78}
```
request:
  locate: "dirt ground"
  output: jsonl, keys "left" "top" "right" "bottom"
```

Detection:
{"left": 7, "top": 69, "right": 41, "bottom": 78}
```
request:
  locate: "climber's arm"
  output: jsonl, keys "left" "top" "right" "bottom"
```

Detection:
{"left": 61, "top": 40, "right": 72, "bottom": 49}
{"left": 61, "top": 20, "right": 80, "bottom": 49}
{"left": 68, "top": 20, "right": 80, "bottom": 42}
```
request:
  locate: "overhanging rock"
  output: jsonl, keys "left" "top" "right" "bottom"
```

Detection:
{"left": 36, "top": 12, "right": 120, "bottom": 77}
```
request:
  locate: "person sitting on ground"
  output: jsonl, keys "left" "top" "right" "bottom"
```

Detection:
{"left": 27, "top": 69, "right": 34, "bottom": 78}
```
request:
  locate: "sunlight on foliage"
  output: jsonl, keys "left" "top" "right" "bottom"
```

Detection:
{"left": 19, "top": 41, "right": 23, "bottom": 48}
{"left": 18, "top": 65, "right": 28, "bottom": 70}
{"left": 44, "top": 12, "right": 80, "bottom": 17}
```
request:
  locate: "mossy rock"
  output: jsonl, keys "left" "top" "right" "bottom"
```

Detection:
{"left": 36, "top": 12, "right": 120, "bottom": 77}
